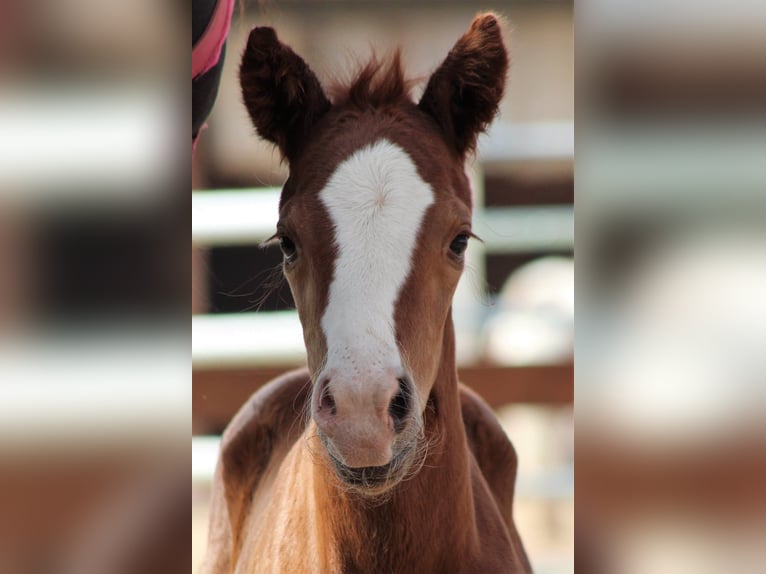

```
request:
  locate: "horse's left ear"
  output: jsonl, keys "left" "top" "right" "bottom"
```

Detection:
{"left": 418, "top": 13, "right": 509, "bottom": 159}
{"left": 240, "top": 27, "right": 330, "bottom": 162}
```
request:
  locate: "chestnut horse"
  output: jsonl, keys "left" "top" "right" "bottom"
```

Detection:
{"left": 202, "top": 13, "right": 531, "bottom": 574}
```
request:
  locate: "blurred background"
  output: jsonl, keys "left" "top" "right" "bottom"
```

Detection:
{"left": 577, "top": 0, "right": 766, "bottom": 572}
{"left": 10, "top": 1, "right": 763, "bottom": 573}
{"left": 0, "top": 1, "right": 188, "bottom": 573}
{"left": 191, "top": 1, "right": 573, "bottom": 573}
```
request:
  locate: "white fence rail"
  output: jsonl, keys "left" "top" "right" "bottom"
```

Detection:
{"left": 192, "top": 189, "right": 574, "bottom": 252}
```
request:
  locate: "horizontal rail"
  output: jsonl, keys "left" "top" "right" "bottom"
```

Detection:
{"left": 193, "top": 311, "right": 306, "bottom": 369}
{"left": 192, "top": 363, "right": 574, "bottom": 434}
{"left": 192, "top": 190, "right": 573, "bottom": 252}
{"left": 193, "top": 122, "right": 573, "bottom": 248}
{"left": 192, "top": 188, "right": 281, "bottom": 247}
{"left": 479, "top": 121, "right": 574, "bottom": 163}
{"left": 476, "top": 206, "right": 574, "bottom": 252}
{"left": 0, "top": 334, "right": 188, "bottom": 444}
{"left": 192, "top": 435, "right": 221, "bottom": 482}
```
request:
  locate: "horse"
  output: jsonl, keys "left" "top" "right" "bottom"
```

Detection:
{"left": 202, "top": 13, "right": 532, "bottom": 573}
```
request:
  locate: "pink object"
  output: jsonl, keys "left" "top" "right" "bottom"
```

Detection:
{"left": 192, "top": 0, "right": 235, "bottom": 79}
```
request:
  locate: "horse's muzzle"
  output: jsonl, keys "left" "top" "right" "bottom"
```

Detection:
{"left": 320, "top": 431, "right": 416, "bottom": 492}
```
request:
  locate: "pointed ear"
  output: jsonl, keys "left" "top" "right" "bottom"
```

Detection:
{"left": 240, "top": 27, "right": 330, "bottom": 162}
{"left": 418, "top": 13, "right": 509, "bottom": 158}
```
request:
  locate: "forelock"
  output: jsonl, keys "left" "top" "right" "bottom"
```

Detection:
{"left": 328, "top": 50, "right": 418, "bottom": 110}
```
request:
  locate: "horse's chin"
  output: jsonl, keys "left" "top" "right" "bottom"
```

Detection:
{"left": 319, "top": 433, "right": 417, "bottom": 496}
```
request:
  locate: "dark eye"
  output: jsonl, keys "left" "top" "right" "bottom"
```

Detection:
{"left": 449, "top": 234, "right": 469, "bottom": 257}
{"left": 279, "top": 236, "right": 297, "bottom": 262}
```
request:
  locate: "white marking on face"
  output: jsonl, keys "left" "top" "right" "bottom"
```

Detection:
{"left": 319, "top": 139, "right": 435, "bottom": 382}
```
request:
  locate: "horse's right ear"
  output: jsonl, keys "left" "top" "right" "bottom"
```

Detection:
{"left": 240, "top": 27, "right": 330, "bottom": 162}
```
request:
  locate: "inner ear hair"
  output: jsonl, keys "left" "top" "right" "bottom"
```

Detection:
{"left": 240, "top": 27, "right": 331, "bottom": 162}
{"left": 418, "top": 13, "right": 509, "bottom": 159}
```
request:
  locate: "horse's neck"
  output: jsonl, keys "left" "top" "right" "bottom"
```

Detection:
{"left": 310, "top": 312, "right": 477, "bottom": 570}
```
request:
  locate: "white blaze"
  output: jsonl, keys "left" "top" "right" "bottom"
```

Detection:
{"left": 319, "top": 139, "right": 435, "bottom": 380}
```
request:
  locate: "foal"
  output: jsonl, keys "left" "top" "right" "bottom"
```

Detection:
{"left": 203, "top": 13, "right": 531, "bottom": 573}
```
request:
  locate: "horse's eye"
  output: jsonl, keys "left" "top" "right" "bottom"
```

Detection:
{"left": 279, "top": 236, "right": 297, "bottom": 262}
{"left": 449, "top": 234, "right": 469, "bottom": 257}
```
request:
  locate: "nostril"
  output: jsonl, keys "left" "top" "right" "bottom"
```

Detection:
{"left": 318, "top": 378, "right": 336, "bottom": 416}
{"left": 389, "top": 378, "right": 412, "bottom": 434}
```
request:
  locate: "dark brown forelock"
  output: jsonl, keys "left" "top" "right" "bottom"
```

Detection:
{"left": 328, "top": 50, "right": 418, "bottom": 110}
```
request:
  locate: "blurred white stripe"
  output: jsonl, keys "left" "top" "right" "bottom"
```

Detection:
{"left": 0, "top": 332, "right": 189, "bottom": 443}
{"left": 192, "top": 311, "right": 306, "bottom": 369}
{"left": 0, "top": 88, "right": 175, "bottom": 200}
{"left": 192, "top": 188, "right": 281, "bottom": 247}
{"left": 479, "top": 122, "right": 574, "bottom": 162}
{"left": 192, "top": 436, "right": 221, "bottom": 482}
{"left": 192, "top": 191, "right": 574, "bottom": 252}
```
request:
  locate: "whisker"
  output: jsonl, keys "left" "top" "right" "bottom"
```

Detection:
{"left": 238, "top": 263, "right": 289, "bottom": 313}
